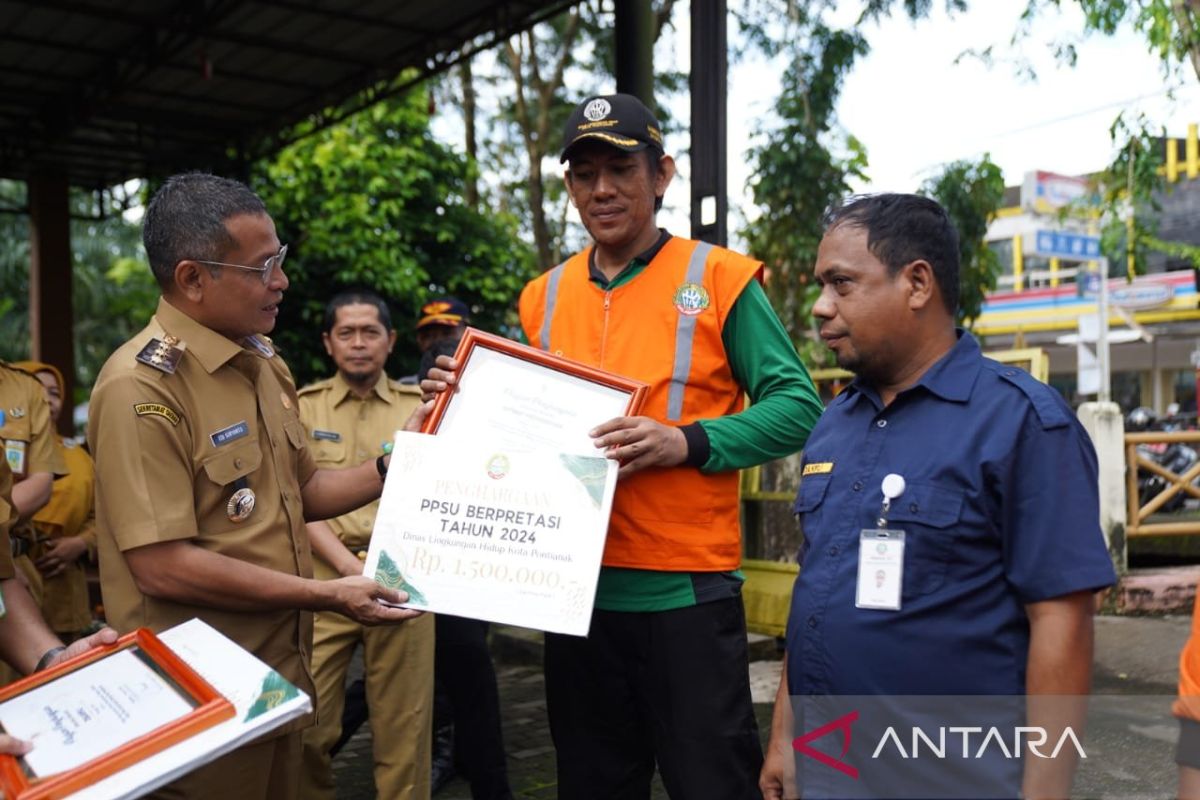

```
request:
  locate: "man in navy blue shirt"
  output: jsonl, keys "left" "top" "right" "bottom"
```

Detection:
{"left": 760, "top": 194, "right": 1117, "bottom": 800}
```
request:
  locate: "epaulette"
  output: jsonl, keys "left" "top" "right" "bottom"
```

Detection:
{"left": 991, "top": 363, "right": 1069, "bottom": 430}
{"left": 134, "top": 335, "right": 186, "bottom": 374}
{"left": 297, "top": 378, "right": 335, "bottom": 397}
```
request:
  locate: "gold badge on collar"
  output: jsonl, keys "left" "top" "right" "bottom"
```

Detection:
{"left": 227, "top": 487, "right": 256, "bottom": 522}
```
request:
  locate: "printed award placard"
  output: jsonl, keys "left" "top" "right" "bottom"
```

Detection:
{"left": 367, "top": 431, "right": 618, "bottom": 636}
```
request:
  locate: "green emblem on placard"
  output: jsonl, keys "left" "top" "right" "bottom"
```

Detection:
{"left": 374, "top": 550, "right": 428, "bottom": 606}
{"left": 559, "top": 454, "right": 609, "bottom": 509}
{"left": 244, "top": 670, "right": 300, "bottom": 721}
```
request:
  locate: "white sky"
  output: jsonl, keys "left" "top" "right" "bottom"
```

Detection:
{"left": 648, "top": 0, "right": 1200, "bottom": 243}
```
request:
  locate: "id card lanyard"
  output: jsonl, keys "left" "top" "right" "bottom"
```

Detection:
{"left": 855, "top": 473, "right": 907, "bottom": 611}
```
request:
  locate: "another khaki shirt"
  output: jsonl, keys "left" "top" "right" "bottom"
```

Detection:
{"left": 89, "top": 298, "right": 319, "bottom": 723}
{"left": 297, "top": 372, "right": 421, "bottom": 551}
{"left": 0, "top": 460, "right": 17, "bottom": 580}
{"left": 0, "top": 361, "right": 67, "bottom": 551}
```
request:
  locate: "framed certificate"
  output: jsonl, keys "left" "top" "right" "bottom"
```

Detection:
{"left": 421, "top": 328, "right": 648, "bottom": 454}
{"left": 0, "top": 628, "right": 234, "bottom": 800}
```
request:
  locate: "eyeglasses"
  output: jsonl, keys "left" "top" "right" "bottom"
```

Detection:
{"left": 193, "top": 244, "right": 288, "bottom": 285}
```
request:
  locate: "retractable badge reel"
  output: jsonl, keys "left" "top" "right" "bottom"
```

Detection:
{"left": 855, "top": 473, "right": 906, "bottom": 611}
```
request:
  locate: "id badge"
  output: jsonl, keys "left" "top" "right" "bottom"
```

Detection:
{"left": 856, "top": 528, "right": 905, "bottom": 611}
{"left": 4, "top": 439, "right": 26, "bottom": 477}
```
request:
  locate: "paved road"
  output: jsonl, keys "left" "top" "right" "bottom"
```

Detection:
{"left": 330, "top": 615, "right": 1194, "bottom": 799}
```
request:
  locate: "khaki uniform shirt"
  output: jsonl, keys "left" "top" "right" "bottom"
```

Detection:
{"left": 297, "top": 372, "right": 421, "bottom": 551}
{"left": 0, "top": 361, "right": 67, "bottom": 544}
{"left": 32, "top": 440, "right": 97, "bottom": 632}
{"left": 89, "top": 298, "right": 319, "bottom": 727}
{"left": 0, "top": 460, "right": 17, "bottom": 580}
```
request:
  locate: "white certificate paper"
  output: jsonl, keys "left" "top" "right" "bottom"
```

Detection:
{"left": 367, "top": 431, "right": 618, "bottom": 635}
{"left": 437, "top": 344, "right": 633, "bottom": 454}
{"left": 0, "top": 649, "right": 193, "bottom": 777}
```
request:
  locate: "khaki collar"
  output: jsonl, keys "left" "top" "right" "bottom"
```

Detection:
{"left": 331, "top": 371, "right": 393, "bottom": 406}
{"left": 154, "top": 297, "right": 246, "bottom": 375}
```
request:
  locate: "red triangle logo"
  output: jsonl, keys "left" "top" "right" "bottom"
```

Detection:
{"left": 792, "top": 710, "right": 860, "bottom": 779}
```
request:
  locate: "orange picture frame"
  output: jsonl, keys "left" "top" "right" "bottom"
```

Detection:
{"left": 0, "top": 628, "right": 234, "bottom": 800}
{"left": 421, "top": 328, "right": 648, "bottom": 435}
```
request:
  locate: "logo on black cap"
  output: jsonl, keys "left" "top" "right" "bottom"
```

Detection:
{"left": 583, "top": 99, "right": 612, "bottom": 121}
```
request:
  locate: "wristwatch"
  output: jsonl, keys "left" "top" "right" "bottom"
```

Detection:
{"left": 376, "top": 453, "right": 388, "bottom": 482}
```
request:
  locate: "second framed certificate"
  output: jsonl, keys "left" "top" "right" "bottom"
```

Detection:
{"left": 422, "top": 328, "right": 647, "bottom": 454}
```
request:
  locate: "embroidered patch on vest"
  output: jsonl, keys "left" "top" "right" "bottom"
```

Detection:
{"left": 134, "top": 402, "right": 181, "bottom": 426}
{"left": 673, "top": 282, "right": 710, "bottom": 316}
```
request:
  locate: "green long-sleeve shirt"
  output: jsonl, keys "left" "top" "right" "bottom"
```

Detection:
{"left": 534, "top": 232, "right": 823, "bottom": 612}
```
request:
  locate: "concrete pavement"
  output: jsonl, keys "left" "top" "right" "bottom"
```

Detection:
{"left": 328, "top": 613, "right": 1195, "bottom": 799}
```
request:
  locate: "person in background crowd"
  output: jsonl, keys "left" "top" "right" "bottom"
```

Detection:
{"left": 298, "top": 290, "right": 434, "bottom": 800}
{"left": 15, "top": 360, "right": 97, "bottom": 643}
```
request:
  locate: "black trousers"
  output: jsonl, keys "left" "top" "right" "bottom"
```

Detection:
{"left": 435, "top": 614, "right": 513, "bottom": 800}
{"left": 544, "top": 597, "right": 763, "bottom": 800}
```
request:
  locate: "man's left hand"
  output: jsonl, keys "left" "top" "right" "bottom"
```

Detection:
{"left": 45, "top": 627, "right": 120, "bottom": 671}
{"left": 590, "top": 416, "right": 688, "bottom": 477}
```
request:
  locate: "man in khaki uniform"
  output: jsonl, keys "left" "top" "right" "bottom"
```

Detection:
{"left": 88, "top": 173, "right": 424, "bottom": 800}
{"left": 298, "top": 290, "right": 433, "bottom": 800}
{"left": 0, "top": 361, "right": 68, "bottom": 695}
{"left": 16, "top": 360, "right": 98, "bottom": 641}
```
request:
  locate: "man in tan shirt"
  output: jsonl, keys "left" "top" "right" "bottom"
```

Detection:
{"left": 297, "top": 290, "right": 433, "bottom": 800}
{"left": 88, "top": 173, "right": 424, "bottom": 800}
{"left": 0, "top": 361, "right": 68, "bottom": 607}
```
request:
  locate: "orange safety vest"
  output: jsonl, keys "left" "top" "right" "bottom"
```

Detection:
{"left": 518, "top": 236, "right": 762, "bottom": 571}
{"left": 1177, "top": 590, "right": 1200, "bottom": 722}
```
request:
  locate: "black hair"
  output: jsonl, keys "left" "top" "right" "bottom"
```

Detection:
{"left": 323, "top": 289, "right": 393, "bottom": 334}
{"left": 142, "top": 172, "right": 268, "bottom": 290}
{"left": 644, "top": 148, "right": 665, "bottom": 213}
{"left": 823, "top": 193, "right": 960, "bottom": 315}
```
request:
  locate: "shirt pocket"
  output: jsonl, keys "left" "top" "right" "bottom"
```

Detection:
{"left": 284, "top": 419, "right": 306, "bottom": 450}
{"left": 201, "top": 441, "right": 262, "bottom": 487}
{"left": 792, "top": 473, "right": 833, "bottom": 566}
{"left": 309, "top": 437, "right": 347, "bottom": 466}
{"left": 884, "top": 482, "right": 964, "bottom": 597}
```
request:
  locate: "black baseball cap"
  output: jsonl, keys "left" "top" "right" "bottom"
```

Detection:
{"left": 416, "top": 296, "right": 470, "bottom": 330}
{"left": 560, "top": 93, "right": 664, "bottom": 163}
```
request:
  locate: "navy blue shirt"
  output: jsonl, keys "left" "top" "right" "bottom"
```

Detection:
{"left": 786, "top": 332, "right": 1116, "bottom": 696}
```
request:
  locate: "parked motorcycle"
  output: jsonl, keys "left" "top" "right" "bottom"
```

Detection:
{"left": 1127, "top": 407, "right": 1200, "bottom": 513}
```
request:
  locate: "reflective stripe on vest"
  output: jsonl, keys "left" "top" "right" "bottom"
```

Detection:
{"left": 539, "top": 261, "right": 567, "bottom": 351}
{"left": 540, "top": 243, "right": 713, "bottom": 420}
{"left": 666, "top": 241, "right": 712, "bottom": 421}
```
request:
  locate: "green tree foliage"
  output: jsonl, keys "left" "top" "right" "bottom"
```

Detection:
{"left": 1027, "top": 0, "right": 1200, "bottom": 82}
{"left": 253, "top": 89, "right": 535, "bottom": 387}
{"left": 741, "top": 25, "right": 869, "bottom": 363}
{"left": 0, "top": 180, "right": 157, "bottom": 402}
{"left": 737, "top": 1, "right": 963, "bottom": 359}
{"left": 919, "top": 155, "right": 1007, "bottom": 324}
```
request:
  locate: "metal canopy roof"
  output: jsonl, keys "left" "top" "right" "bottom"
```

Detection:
{"left": 0, "top": 0, "right": 577, "bottom": 190}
